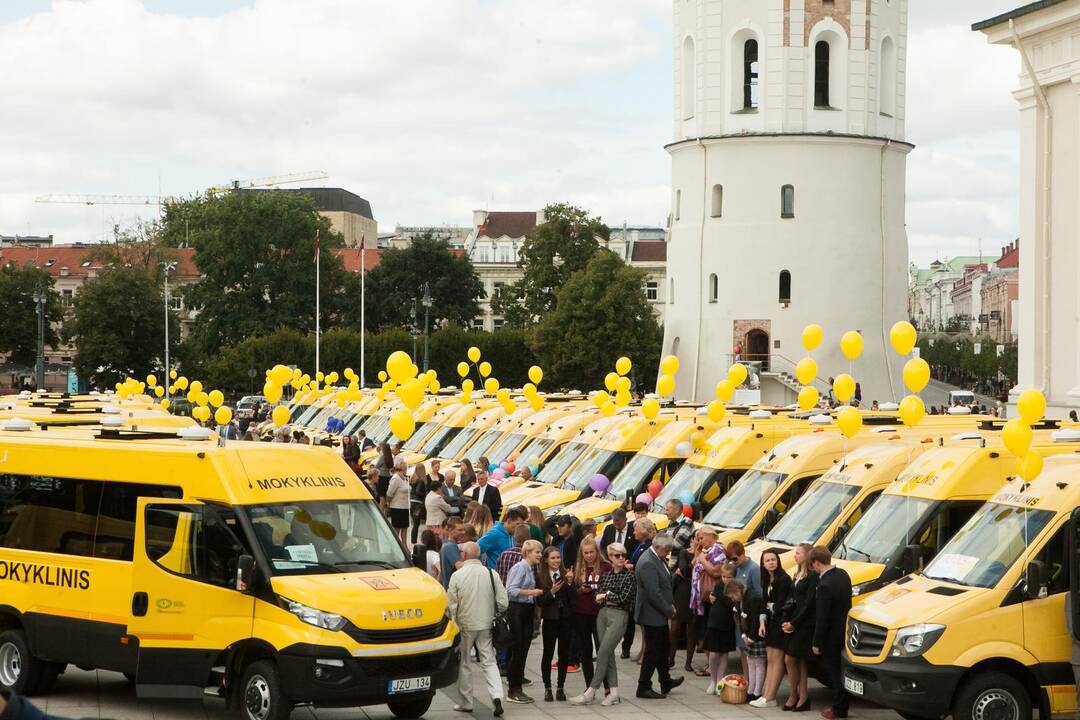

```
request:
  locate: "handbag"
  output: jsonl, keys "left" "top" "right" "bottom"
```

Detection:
{"left": 489, "top": 569, "right": 514, "bottom": 650}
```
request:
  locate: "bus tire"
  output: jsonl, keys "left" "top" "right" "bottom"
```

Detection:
{"left": 953, "top": 672, "right": 1031, "bottom": 720}
{"left": 387, "top": 695, "right": 433, "bottom": 718}
{"left": 239, "top": 660, "right": 293, "bottom": 720}
{"left": 0, "top": 630, "right": 46, "bottom": 696}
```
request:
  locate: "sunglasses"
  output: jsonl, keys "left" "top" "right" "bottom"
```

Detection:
{"left": 609, "top": 552, "right": 626, "bottom": 558}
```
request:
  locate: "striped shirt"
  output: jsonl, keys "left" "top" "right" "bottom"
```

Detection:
{"left": 597, "top": 567, "right": 636, "bottom": 612}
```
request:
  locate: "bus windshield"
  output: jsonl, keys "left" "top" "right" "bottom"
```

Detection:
{"left": 922, "top": 502, "right": 1054, "bottom": 588}
{"left": 511, "top": 437, "right": 556, "bottom": 468}
{"left": 702, "top": 470, "right": 786, "bottom": 529}
{"left": 609, "top": 454, "right": 662, "bottom": 497}
{"left": 835, "top": 495, "right": 937, "bottom": 564}
{"left": 766, "top": 481, "right": 860, "bottom": 546}
{"left": 563, "top": 449, "right": 627, "bottom": 491}
{"left": 486, "top": 433, "right": 526, "bottom": 464}
{"left": 440, "top": 427, "right": 482, "bottom": 460}
{"left": 402, "top": 420, "right": 439, "bottom": 451}
{"left": 419, "top": 424, "right": 460, "bottom": 457}
{"left": 536, "top": 441, "right": 589, "bottom": 485}
{"left": 244, "top": 500, "right": 410, "bottom": 575}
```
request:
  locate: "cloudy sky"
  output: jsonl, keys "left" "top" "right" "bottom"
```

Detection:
{"left": 0, "top": 0, "right": 1022, "bottom": 265}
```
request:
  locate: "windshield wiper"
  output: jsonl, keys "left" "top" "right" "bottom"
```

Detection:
{"left": 281, "top": 560, "right": 346, "bottom": 573}
{"left": 840, "top": 541, "right": 869, "bottom": 561}
{"left": 335, "top": 559, "right": 402, "bottom": 569}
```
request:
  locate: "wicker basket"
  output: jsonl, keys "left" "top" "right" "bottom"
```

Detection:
{"left": 720, "top": 675, "right": 748, "bottom": 705}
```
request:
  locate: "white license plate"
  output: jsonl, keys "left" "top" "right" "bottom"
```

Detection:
{"left": 843, "top": 676, "right": 864, "bottom": 696}
{"left": 388, "top": 676, "right": 431, "bottom": 694}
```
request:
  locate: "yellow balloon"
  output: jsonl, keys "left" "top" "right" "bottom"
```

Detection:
{"left": 396, "top": 378, "right": 424, "bottom": 411}
{"left": 190, "top": 380, "right": 203, "bottom": 395}
{"left": 601, "top": 401, "right": 616, "bottom": 417}
{"left": 389, "top": 408, "right": 416, "bottom": 441}
{"left": 479, "top": 361, "right": 492, "bottom": 378}
{"left": 502, "top": 399, "right": 516, "bottom": 414}
{"left": 641, "top": 398, "right": 660, "bottom": 420}
{"left": 467, "top": 346, "right": 481, "bottom": 363}
{"left": 616, "top": 356, "right": 632, "bottom": 376}
{"left": 529, "top": 395, "right": 544, "bottom": 412}
{"left": 344, "top": 367, "right": 355, "bottom": 380}
{"left": 326, "top": 372, "right": 339, "bottom": 384}
{"left": 462, "top": 379, "right": 475, "bottom": 393}
{"left": 890, "top": 321, "right": 917, "bottom": 356}
{"left": 409, "top": 363, "right": 419, "bottom": 379}
{"left": 840, "top": 331, "right": 864, "bottom": 361}
{"left": 795, "top": 357, "right": 818, "bottom": 386}
{"left": 460, "top": 390, "right": 473, "bottom": 405}
{"left": 215, "top": 406, "right": 233, "bottom": 426}
{"left": 715, "top": 379, "right": 734, "bottom": 402}
{"left": 593, "top": 391, "right": 610, "bottom": 409}
{"left": 271, "top": 365, "right": 292, "bottom": 386}
{"left": 208, "top": 389, "right": 224, "bottom": 408}
{"left": 386, "top": 350, "right": 413, "bottom": 384}
{"left": 657, "top": 374, "right": 676, "bottom": 397}
{"left": 265, "top": 384, "right": 282, "bottom": 405}
{"left": 802, "top": 324, "right": 824, "bottom": 352}
{"left": 292, "top": 368, "right": 302, "bottom": 381}
{"left": 899, "top": 395, "right": 926, "bottom": 428}
{"left": 903, "top": 358, "right": 931, "bottom": 394}
{"left": 660, "top": 355, "right": 680, "bottom": 376}
{"left": 457, "top": 362, "right": 470, "bottom": 378}
{"left": 146, "top": 374, "right": 157, "bottom": 387}
{"left": 528, "top": 366, "right": 543, "bottom": 385}
{"left": 496, "top": 388, "right": 511, "bottom": 404}
{"left": 169, "top": 370, "right": 177, "bottom": 380}
{"left": 707, "top": 400, "right": 726, "bottom": 423}
{"left": 1002, "top": 419, "right": 1033, "bottom": 458}
{"left": 378, "top": 370, "right": 388, "bottom": 383}
{"left": 1017, "top": 389, "right": 1046, "bottom": 426}
{"left": 522, "top": 383, "right": 537, "bottom": 397}
{"left": 272, "top": 405, "right": 290, "bottom": 427}
{"left": 837, "top": 406, "right": 862, "bottom": 439}
{"left": 604, "top": 372, "right": 619, "bottom": 392}
{"left": 833, "top": 374, "right": 856, "bottom": 404}
{"left": 798, "top": 386, "right": 819, "bottom": 411}
{"left": 316, "top": 371, "right": 325, "bottom": 382}
{"left": 484, "top": 378, "right": 500, "bottom": 394}
{"left": 154, "top": 385, "right": 165, "bottom": 398}
{"left": 616, "top": 375, "right": 631, "bottom": 394}
{"left": 615, "top": 390, "right": 631, "bottom": 408}
{"left": 1018, "top": 450, "right": 1044, "bottom": 482}
{"left": 429, "top": 379, "right": 441, "bottom": 394}
{"left": 728, "top": 363, "right": 748, "bottom": 387}
{"left": 195, "top": 391, "right": 209, "bottom": 407}
{"left": 176, "top": 376, "right": 188, "bottom": 390}
{"left": 160, "top": 398, "right": 170, "bottom": 410}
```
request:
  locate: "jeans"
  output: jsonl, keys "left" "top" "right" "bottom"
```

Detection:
{"left": 622, "top": 614, "right": 636, "bottom": 654}
{"left": 822, "top": 648, "right": 849, "bottom": 716}
{"left": 448, "top": 628, "right": 503, "bottom": 707}
{"left": 638, "top": 623, "right": 673, "bottom": 691}
{"left": 508, "top": 603, "right": 535, "bottom": 693}
{"left": 574, "top": 613, "right": 599, "bottom": 686}
{"left": 591, "top": 607, "right": 628, "bottom": 691}
{"left": 540, "top": 617, "right": 573, "bottom": 688}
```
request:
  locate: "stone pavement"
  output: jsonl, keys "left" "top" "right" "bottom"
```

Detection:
{"left": 28, "top": 653, "right": 902, "bottom": 720}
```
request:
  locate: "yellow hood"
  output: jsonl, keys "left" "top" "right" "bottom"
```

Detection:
{"left": 849, "top": 574, "right": 983, "bottom": 628}
{"left": 562, "top": 495, "right": 620, "bottom": 521}
{"left": 511, "top": 485, "right": 582, "bottom": 510}
{"left": 271, "top": 567, "right": 447, "bottom": 630}
{"left": 500, "top": 479, "right": 555, "bottom": 505}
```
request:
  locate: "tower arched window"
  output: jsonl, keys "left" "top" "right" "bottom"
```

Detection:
{"left": 669, "top": 277, "right": 676, "bottom": 304}
{"left": 779, "top": 270, "right": 791, "bottom": 304}
{"left": 675, "top": 189, "right": 682, "bottom": 221}
{"left": 682, "top": 36, "right": 696, "bottom": 120}
{"left": 743, "top": 39, "right": 759, "bottom": 110}
{"left": 711, "top": 185, "right": 723, "bottom": 218}
{"left": 880, "top": 36, "right": 896, "bottom": 117}
{"left": 781, "top": 185, "right": 795, "bottom": 219}
{"left": 708, "top": 273, "right": 719, "bottom": 303}
{"left": 814, "top": 41, "right": 831, "bottom": 108}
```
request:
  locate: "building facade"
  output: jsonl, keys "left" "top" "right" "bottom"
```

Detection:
{"left": 976, "top": 0, "right": 1080, "bottom": 416}
{"left": 662, "top": 0, "right": 912, "bottom": 403}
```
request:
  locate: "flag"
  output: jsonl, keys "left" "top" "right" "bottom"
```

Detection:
{"left": 359, "top": 234, "right": 365, "bottom": 250}
{"left": 313, "top": 228, "right": 320, "bottom": 262}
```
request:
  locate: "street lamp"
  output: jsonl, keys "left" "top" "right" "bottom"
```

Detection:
{"left": 32, "top": 284, "right": 46, "bottom": 390}
{"left": 410, "top": 297, "right": 419, "bottom": 360}
{"left": 422, "top": 282, "right": 432, "bottom": 373}
{"left": 161, "top": 261, "right": 177, "bottom": 398}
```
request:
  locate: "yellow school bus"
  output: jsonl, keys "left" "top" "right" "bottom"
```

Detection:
{"left": 0, "top": 426, "right": 458, "bottom": 720}
{"left": 490, "top": 410, "right": 601, "bottom": 493}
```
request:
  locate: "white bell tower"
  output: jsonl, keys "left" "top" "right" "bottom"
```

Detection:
{"left": 662, "top": 0, "right": 912, "bottom": 404}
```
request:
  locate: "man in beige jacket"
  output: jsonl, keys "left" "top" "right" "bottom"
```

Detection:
{"left": 446, "top": 542, "right": 509, "bottom": 716}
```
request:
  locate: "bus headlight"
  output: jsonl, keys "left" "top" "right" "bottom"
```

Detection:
{"left": 279, "top": 596, "right": 347, "bottom": 631}
{"left": 890, "top": 624, "right": 945, "bottom": 657}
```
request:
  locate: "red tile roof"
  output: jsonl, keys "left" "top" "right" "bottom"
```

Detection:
{"left": 631, "top": 240, "right": 667, "bottom": 262}
{"left": 0, "top": 245, "right": 200, "bottom": 279}
{"left": 477, "top": 211, "right": 537, "bottom": 240}
{"left": 336, "top": 247, "right": 384, "bottom": 273}
{"left": 996, "top": 240, "right": 1019, "bottom": 269}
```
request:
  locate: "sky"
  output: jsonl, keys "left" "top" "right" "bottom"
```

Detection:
{"left": 0, "top": 0, "right": 1023, "bottom": 265}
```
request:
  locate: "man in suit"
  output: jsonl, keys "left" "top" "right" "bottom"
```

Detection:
{"left": 634, "top": 534, "right": 684, "bottom": 699}
{"left": 471, "top": 470, "right": 503, "bottom": 520}
{"left": 810, "top": 545, "right": 853, "bottom": 720}
{"left": 600, "top": 508, "right": 638, "bottom": 559}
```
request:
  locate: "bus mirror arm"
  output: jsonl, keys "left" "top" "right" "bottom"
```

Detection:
{"left": 236, "top": 554, "right": 256, "bottom": 593}
{"left": 763, "top": 509, "right": 779, "bottom": 533}
{"left": 900, "top": 545, "right": 923, "bottom": 576}
{"left": 1024, "top": 560, "right": 1045, "bottom": 600}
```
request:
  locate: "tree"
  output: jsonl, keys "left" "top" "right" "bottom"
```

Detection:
{"left": 532, "top": 251, "right": 662, "bottom": 390}
{"left": 67, "top": 266, "right": 178, "bottom": 388}
{"left": 362, "top": 234, "right": 484, "bottom": 331}
{"left": 162, "top": 190, "right": 356, "bottom": 354}
{"left": 490, "top": 203, "right": 608, "bottom": 326}
{"left": 0, "top": 265, "right": 62, "bottom": 367}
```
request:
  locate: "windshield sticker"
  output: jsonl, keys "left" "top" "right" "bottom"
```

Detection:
{"left": 993, "top": 492, "right": 1041, "bottom": 507}
{"left": 271, "top": 561, "right": 306, "bottom": 570}
{"left": 256, "top": 476, "right": 348, "bottom": 490}
{"left": 930, "top": 553, "right": 979, "bottom": 582}
{"left": 285, "top": 544, "right": 319, "bottom": 562}
{"left": 0, "top": 560, "right": 90, "bottom": 590}
{"left": 360, "top": 576, "right": 399, "bottom": 590}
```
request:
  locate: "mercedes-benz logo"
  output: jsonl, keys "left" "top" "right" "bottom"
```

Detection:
{"left": 848, "top": 622, "right": 861, "bottom": 649}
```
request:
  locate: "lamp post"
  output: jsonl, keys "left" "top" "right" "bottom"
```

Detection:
{"left": 410, "top": 297, "right": 419, "bottom": 361}
{"left": 421, "top": 282, "right": 432, "bottom": 373}
{"left": 32, "top": 284, "right": 46, "bottom": 390}
{"left": 161, "top": 261, "right": 177, "bottom": 399}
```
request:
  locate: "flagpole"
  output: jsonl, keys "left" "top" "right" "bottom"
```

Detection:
{"left": 360, "top": 235, "right": 366, "bottom": 388}
{"left": 315, "top": 229, "right": 321, "bottom": 378}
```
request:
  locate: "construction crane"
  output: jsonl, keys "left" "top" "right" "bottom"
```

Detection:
{"left": 35, "top": 170, "right": 329, "bottom": 206}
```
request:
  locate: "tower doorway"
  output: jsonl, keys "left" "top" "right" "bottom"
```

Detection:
{"left": 745, "top": 329, "right": 770, "bottom": 371}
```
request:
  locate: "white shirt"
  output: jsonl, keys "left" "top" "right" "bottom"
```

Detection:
{"left": 475, "top": 484, "right": 488, "bottom": 504}
{"left": 613, "top": 526, "right": 626, "bottom": 545}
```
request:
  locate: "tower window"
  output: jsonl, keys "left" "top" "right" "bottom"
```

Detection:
{"left": 708, "top": 273, "right": 719, "bottom": 303}
{"left": 669, "top": 277, "right": 675, "bottom": 304}
{"left": 675, "top": 189, "right": 682, "bottom": 221}
{"left": 682, "top": 36, "right": 696, "bottom": 120}
{"left": 781, "top": 185, "right": 795, "bottom": 218}
{"left": 743, "top": 39, "right": 759, "bottom": 110}
{"left": 880, "top": 36, "right": 897, "bottom": 117}
{"left": 711, "top": 185, "right": 723, "bottom": 218}
{"left": 814, "top": 41, "right": 831, "bottom": 108}
{"left": 779, "top": 270, "right": 791, "bottom": 304}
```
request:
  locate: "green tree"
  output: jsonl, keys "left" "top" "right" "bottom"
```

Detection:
{"left": 491, "top": 203, "right": 608, "bottom": 326}
{"left": 67, "top": 267, "right": 178, "bottom": 388}
{"left": 162, "top": 190, "right": 356, "bottom": 354}
{"left": 532, "top": 251, "right": 662, "bottom": 390}
{"left": 362, "top": 234, "right": 484, "bottom": 331}
{"left": 0, "top": 265, "right": 63, "bottom": 367}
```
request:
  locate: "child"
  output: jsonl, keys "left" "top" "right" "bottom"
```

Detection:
{"left": 704, "top": 566, "right": 741, "bottom": 695}
{"left": 738, "top": 581, "right": 767, "bottom": 701}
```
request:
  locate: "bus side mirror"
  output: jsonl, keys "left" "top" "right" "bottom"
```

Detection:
{"left": 834, "top": 524, "right": 851, "bottom": 544}
{"left": 900, "top": 544, "right": 923, "bottom": 575}
{"left": 236, "top": 554, "right": 256, "bottom": 593}
{"left": 1025, "top": 560, "right": 1046, "bottom": 600}
{"left": 763, "top": 509, "right": 779, "bottom": 532}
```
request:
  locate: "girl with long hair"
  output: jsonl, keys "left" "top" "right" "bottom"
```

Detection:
{"left": 536, "top": 545, "right": 575, "bottom": 701}
{"left": 751, "top": 549, "right": 793, "bottom": 708}
{"left": 781, "top": 543, "right": 818, "bottom": 711}
{"left": 571, "top": 537, "right": 610, "bottom": 689}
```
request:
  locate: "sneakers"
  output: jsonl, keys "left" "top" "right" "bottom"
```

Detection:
{"left": 568, "top": 692, "right": 593, "bottom": 705}
{"left": 600, "top": 693, "right": 621, "bottom": 707}
{"left": 556, "top": 688, "right": 567, "bottom": 702}
{"left": 493, "top": 699, "right": 504, "bottom": 717}
{"left": 506, "top": 692, "right": 534, "bottom": 704}
{"left": 543, "top": 688, "right": 554, "bottom": 702}
{"left": 452, "top": 705, "right": 473, "bottom": 713}
{"left": 705, "top": 683, "right": 716, "bottom": 696}
{"left": 567, "top": 664, "right": 581, "bottom": 673}
{"left": 750, "top": 698, "right": 778, "bottom": 708}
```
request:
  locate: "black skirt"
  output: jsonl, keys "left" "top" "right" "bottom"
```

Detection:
{"left": 389, "top": 508, "right": 410, "bottom": 529}
{"left": 703, "top": 628, "right": 736, "bottom": 654}
{"left": 765, "top": 618, "right": 787, "bottom": 649}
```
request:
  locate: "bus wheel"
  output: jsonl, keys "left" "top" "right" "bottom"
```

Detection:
{"left": 953, "top": 672, "right": 1031, "bottom": 720}
{"left": 239, "top": 660, "right": 293, "bottom": 720}
{"left": 387, "top": 695, "right": 433, "bottom": 718}
{"left": 0, "top": 629, "right": 46, "bottom": 696}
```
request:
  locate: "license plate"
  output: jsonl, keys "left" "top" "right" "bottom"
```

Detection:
{"left": 388, "top": 676, "right": 431, "bottom": 694}
{"left": 843, "top": 676, "right": 864, "bottom": 696}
